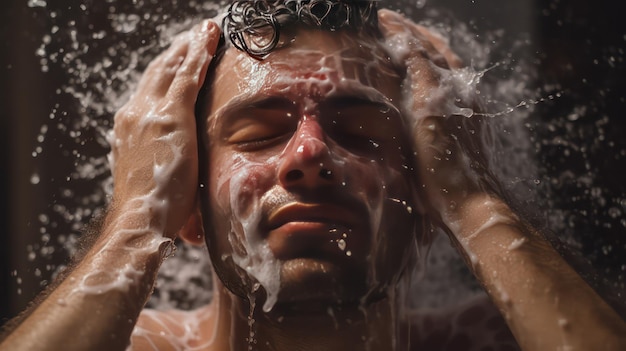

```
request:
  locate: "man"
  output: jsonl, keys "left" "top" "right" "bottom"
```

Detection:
{"left": 1, "top": 1, "right": 625, "bottom": 350}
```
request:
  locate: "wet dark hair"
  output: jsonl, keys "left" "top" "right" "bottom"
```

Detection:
{"left": 224, "top": 0, "right": 379, "bottom": 58}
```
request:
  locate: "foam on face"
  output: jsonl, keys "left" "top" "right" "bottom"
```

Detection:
{"left": 224, "top": 154, "right": 282, "bottom": 312}
{"left": 207, "top": 31, "right": 417, "bottom": 312}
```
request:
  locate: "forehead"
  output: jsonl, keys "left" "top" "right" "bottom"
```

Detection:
{"left": 206, "top": 28, "right": 403, "bottom": 119}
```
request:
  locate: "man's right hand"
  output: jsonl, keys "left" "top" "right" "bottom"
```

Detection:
{"left": 0, "top": 20, "right": 221, "bottom": 351}
{"left": 108, "top": 20, "right": 220, "bottom": 240}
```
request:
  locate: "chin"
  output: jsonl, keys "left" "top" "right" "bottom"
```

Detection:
{"left": 211, "top": 250, "right": 398, "bottom": 315}
{"left": 269, "top": 257, "right": 373, "bottom": 310}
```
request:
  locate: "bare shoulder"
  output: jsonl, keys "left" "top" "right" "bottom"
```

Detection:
{"left": 127, "top": 305, "right": 216, "bottom": 351}
{"left": 404, "top": 294, "right": 520, "bottom": 351}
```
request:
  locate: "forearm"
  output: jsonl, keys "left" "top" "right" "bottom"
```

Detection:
{"left": 0, "top": 204, "right": 172, "bottom": 351}
{"left": 448, "top": 194, "right": 626, "bottom": 351}
{"left": 0, "top": 20, "right": 219, "bottom": 351}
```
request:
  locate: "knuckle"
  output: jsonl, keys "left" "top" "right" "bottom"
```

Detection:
{"left": 114, "top": 105, "right": 138, "bottom": 122}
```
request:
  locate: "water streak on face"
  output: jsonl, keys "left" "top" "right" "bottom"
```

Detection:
{"left": 200, "top": 28, "right": 419, "bottom": 312}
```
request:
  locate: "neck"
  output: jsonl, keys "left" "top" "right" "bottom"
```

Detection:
{"left": 208, "top": 282, "right": 403, "bottom": 351}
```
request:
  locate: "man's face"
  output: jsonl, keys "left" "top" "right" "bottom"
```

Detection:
{"left": 200, "top": 28, "right": 419, "bottom": 311}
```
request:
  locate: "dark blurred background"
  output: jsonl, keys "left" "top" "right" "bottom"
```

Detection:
{"left": 1, "top": 0, "right": 625, "bottom": 324}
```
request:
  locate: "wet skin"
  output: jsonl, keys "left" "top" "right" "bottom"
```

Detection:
{"left": 3, "top": 10, "right": 626, "bottom": 351}
{"left": 199, "top": 28, "right": 420, "bottom": 311}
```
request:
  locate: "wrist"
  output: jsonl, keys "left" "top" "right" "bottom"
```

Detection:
{"left": 106, "top": 189, "right": 177, "bottom": 239}
{"left": 439, "top": 192, "right": 521, "bottom": 243}
{"left": 67, "top": 219, "right": 172, "bottom": 307}
{"left": 440, "top": 193, "right": 550, "bottom": 278}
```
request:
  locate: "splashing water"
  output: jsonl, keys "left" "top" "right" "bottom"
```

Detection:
{"left": 14, "top": 0, "right": 626, "bottom": 316}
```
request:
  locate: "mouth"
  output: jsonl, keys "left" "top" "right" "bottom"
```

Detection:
{"left": 267, "top": 203, "right": 361, "bottom": 231}
{"left": 264, "top": 201, "right": 369, "bottom": 261}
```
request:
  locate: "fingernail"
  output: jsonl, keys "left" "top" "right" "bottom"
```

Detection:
{"left": 201, "top": 19, "right": 215, "bottom": 33}
{"left": 379, "top": 9, "right": 403, "bottom": 24}
{"left": 200, "top": 19, "right": 209, "bottom": 32}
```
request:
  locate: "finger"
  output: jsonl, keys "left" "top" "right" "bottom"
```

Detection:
{"left": 378, "top": 9, "right": 407, "bottom": 36}
{"left": 414, "top": 25, "right": 464, "bottom": 69}
{"left": 167, "top": 20, "right": 221, "bottom": 107}
{"left": 378, "top": 9, "right": 417, "bottom": 66}
{"left": 378, "top": 10, "right": 430, "bottom": 64}
{"left": 134, "top": 32, "right": 192, "bottom": 99}
{"left": 378, "top": 9, "right": 459, "bottom": 70}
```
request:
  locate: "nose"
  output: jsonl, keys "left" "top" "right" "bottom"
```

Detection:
{"left": 278, "top": 117, "right": 343, "bottom": 189}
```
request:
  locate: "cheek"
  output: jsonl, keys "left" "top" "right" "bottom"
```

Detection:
{"left": 375, "top": 166, "right": 417, "bottom": 279}
{"left": 340, "top": 150, "right": 413, "bottom": 231}
{"left": 342, "top": 152, "right": 416, "bottom": 281}
{"left": 377, "top": 157, "right": 416, "bottom": 233}
{"left": 211, "top": 153, "right": 278, "bottom": 228}
{"left": 349, "top": 159, "right": 386, "bottom": 231}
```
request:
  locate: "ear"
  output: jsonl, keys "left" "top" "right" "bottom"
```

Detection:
{"left": 178, "top": 201, "right": 205, "bottom": 246}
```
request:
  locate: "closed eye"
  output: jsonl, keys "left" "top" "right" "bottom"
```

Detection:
{"left": 224, "top": 110, "right": 296, "bottom": 151}
{"left": 321, "top": 97, "right": 404, "bottom": 154}
{"left": 229, "top": 127, "right": 291, "bottom": 150}
{"left": 333, "top": 132, "right": 384, "bottom": 153}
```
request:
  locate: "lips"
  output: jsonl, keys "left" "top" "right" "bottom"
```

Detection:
{"left": 267, "top": 203, "right": 361, "bottom": 231}
{"left": 264, "top": 201, "right": 369, "bottom": 260}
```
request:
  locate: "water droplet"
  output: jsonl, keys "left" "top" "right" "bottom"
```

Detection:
{"left": 27, "top": 0, "right": 47, "bottom": 8}
{"left": 608, "top": 207, "right": 621, "bottom": 218}
{"left": 458, "top": 107, "right": 474, "bottom": 117}
{"left": 337, "top": 239, "right": 346, "bottom": 251}
{"left": 112, "top": 13, "right": 141, "bottom": 34}
{"left": 30, "top": 173, "right": 41, "bottom": 184}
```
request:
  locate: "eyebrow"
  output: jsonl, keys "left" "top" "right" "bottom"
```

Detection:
{"left": 322, "top": 95, "right": 398, "bottom": 112}
{"left": 210, "top": 95, "right": 295, "bottom": 124}
{"left": 246, "top": 96, "right": 296, "bottom": 110}
{"left": 210, "top": 85, "right": 400, "bottom": 123}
